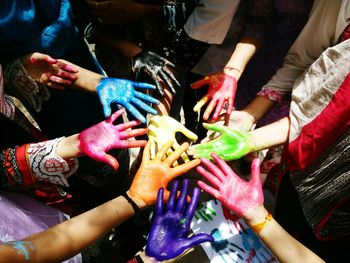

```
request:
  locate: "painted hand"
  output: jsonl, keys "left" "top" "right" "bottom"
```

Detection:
{"left": 146, "top": 179, "right": 214, "bottom": 261}
{"left": 22, "top": 52, "right": 78, "bottom": 89}
{"left": 192, "top": 73, "right": 237, "bottom": 121}
{"left": 96, "top": 77, "right": 160, "bottom": 123}
{"left": 128, "top": 141, "right": 200, "bottom": 206}
{"left": 78, "top": 109, "right": 147, "bottom": 170}
{"left": 148, "top": 116, "right": 198, "bottom": 162}
{"left": 189, "top": 123, "right": 256, "bottom": 161}
{"left": 132, "top": 50, "right": 180, "bottom": 96}
{"left": 197, "top": 154, "right": 263, "bottom": 216}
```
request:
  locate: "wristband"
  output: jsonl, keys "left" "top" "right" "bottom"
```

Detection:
{"left": 122, "top": 192, "right": 141, "bottom": 214}
{"left": 250, "top": 213, "right": 272, "bottom": 234}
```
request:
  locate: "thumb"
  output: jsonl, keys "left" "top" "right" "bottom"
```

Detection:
{"left": 101, "top": 153, "right": 120, "bottom": 170}
{"left": 176, "top": 124, "right": 198, "bottom": 141}
{"left": 102, "top": 103, "right": 112, "bottom": 118}
{"left": 180, "top": 233, "right": 214, "bottom": 251}
{"left": 250, "top": 158, "right": 262, "bottom": 186}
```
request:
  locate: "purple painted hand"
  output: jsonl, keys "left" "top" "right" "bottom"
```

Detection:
{"left": 146, "top": 179, "right": 214, "bottom": 261}
{"left": 78, "top": 109, "right": 147, "bottom": 170}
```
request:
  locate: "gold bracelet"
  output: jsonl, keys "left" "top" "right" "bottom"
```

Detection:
{"left": 250, "top": 213, "right": 273, "bottom": 234}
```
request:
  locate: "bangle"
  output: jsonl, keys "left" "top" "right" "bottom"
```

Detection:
{"left": 250, "top": 213, "right": 273, "bottom": 234}
{"left": 224, "top": 67, "right": 241, "bottom": 73}
{"left": 122, "top": 192, "right": 141, "bottom": 214}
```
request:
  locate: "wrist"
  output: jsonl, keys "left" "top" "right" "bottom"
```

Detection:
{"left": 242, "top": 205, "right": 268, "bottom": 226}
{"left": 223, "top": 67, "right": 241, "bottom": 79}
{"left": 126, "top": 190, "right": 147, "bottom": 210}
{"left": 56, "top": 134, "right": 81, "bottom": 160}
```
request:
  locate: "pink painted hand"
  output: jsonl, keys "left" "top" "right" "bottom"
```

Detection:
{"left": 22, "top": 52, "right": 78, "bottom": 89}
{"left": 191, "top": 72, "right": 237, "bottom": 121}
{"left": 78, "top": 109, "right": 147, "bottom": 170}
{"left": 197, "top": 154, "right": 263, "bottom": 217}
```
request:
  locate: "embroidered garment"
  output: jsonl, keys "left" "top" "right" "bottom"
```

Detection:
{"left": 0, "top": 65, "right": 15, "bottom": 120}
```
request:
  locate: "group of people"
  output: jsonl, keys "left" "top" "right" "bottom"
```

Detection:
{"left": 0, "top": 0, "right": 349, "bottom": 262}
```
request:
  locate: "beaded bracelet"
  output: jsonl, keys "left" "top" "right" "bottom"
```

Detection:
{"left": 250, "top": 213, "right": 273, "bottom": 234}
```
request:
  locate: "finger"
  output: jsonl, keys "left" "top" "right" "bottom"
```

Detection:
{"left": 196, "top": 166, "right": 221, "bottom": 189}
{"left": 119, "top": 128, "right": 148, "bottom": 139}
{"left": 164, "top": 66, "right": 180, "bottom": 87}
{"left": 85, "top": 0, "right": 111, "bottom": 10}
{"left": 176, "top": 125, "right": 198, "bottom": 141}
{"left": 212, "top": 99, "right": 226, "bottom": 121}
{"left": 142, "top": 141, "right": 151, "bottom": 162}
{"left": 116, "top": 120, "right": 141, "bottom": 131}
{"left": 159, "top": 70, "right": 176, "bottom": 94}
{"left": 227, "top": 96, "right": 234, "bottom": 115}
{"left": 30, "top": 53, "right": 57, "bottom": 65}
{"left": 46, "top": 82, "right": 66, "bottom": 90}
{"left": 167, "top": 180, "right": 179, "bottom": 211}
{"left": 202, "top": 122, "right": 226, "bottom": 134}
{"left": 149, "top": 72, "right": 164, "bottom": 97}
{"left": 155, "top": 140, "right": 173, "bottom": 161}
{"left": 106, "top": 109, "right": 124, "bottom": 123}
{"left": 176, "top": 179, "right": 189, "bottom": 214}
{"left": 100, "top": 153, "right": 119, "bottom": 170}
{"left": 48, "top": 75, "right": 73, "bottom": 86}
{"left": 135, "top": 91, "right": 160, "bottom": 105}
{"left": 193, "top": 95, "right": 209, "bottom": 112}
{"left": 131, "top": 97, "right": 158, "bottom": 115}
{"left": 180, "top": 234, "right": 214, "bottom": 251}
{"left": 53, "top": 68, "right": 78, "bottom": 81}
{"left": 250, "top": 158, "right": 262, "bottom": 186}
{"left": 171, "top": 159, "right": 201, "bottom": 179}
{"left": 42, "top": 54, "right": 57, "bottom": 64}
{"left": 197, "top": 180, "right": 220, "bottom": 198}
{"left": 101, "top": 102, "right": 112, "bottom": 118}
{"left": 123, "top": 139, "right": 147, "bottom": 148}
{"left": 184, "top": 187, "right": 200, "bottom": 220}
{"left": 203, "top": 99, "right": 217, "bottom": 121}
{"left": 133, "top": 81, "right": 156, "bottom": 89}
{"left": 199, "top": 157, "right": 226, "bottom": 182}
{"left": 155, "top": 188, "right": 165, "bottom": 217}
{"left": 211, "top": 153, "right": 235, "bottom": 177}
{"left": 165, "top": 142, "right": 189, "bottom": 166}
{"left": 150, "top": 139, "right": 156, "bottom": 160}
{"left": 60, "top": 63, "right": 78, "bottom": 73}
{"left": 191, "top": 77, "right": 210, "bottom": 89}
{"left": 124, "top": 103, "right": 147, "bottom": 124}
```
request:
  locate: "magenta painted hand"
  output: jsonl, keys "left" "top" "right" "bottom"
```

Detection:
{"left": 22, "top": 52, "right": 78, "bottom": 89}
{"left": 197, "top": 154, "right": 263, "bottom": 216}
{"left": 78, "top": 109, "right": 147, "bottom": 170}
{"left": 146, "top": 179, "right": 214, "bottom": 261}
{"left": 191, "top": 72, "right": 237, "bottom": 121}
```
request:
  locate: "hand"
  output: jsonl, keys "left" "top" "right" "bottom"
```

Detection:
{"left": 191, "top": 73, "right": 237, "bottom": 121}
{"left": 146, "top": 179, "right": 214, "bottom": 261}
{"left": 96, "top": 77, "right": 160, "bottom": 123}
{"left": 148, "top": 116, "right": 198, "bottom": 162}
{"left": 132, "top": 50, "right": 180, "bottom": 96}
{"left": 188, "top": 123, "right": 256, "bottom": 161}
{"left": 128, "top": 141, "right": 200, "bottom": 207}
{"left": 197, "top": 154, "right": 263, "bottom": 217}
{"left": 78, "top": 109, "right": 147, "bottom": 170}
{"left": 21, "top": 52, "right": 78, "bottom": 89}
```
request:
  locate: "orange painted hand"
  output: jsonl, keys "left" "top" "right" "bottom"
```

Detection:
{"left": 128, "top": 141, "right": 201, "bottom": 207}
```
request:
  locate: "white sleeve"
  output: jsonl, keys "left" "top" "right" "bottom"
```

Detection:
{"left": 184, "top": 0, "right": 241, "bottom": 44}
{"left": 262, "top": 0, "right": 342, "bottom": 96}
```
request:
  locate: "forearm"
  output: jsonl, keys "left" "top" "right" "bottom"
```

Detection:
{"left": 56, "top": 134, "right": 81, "bottom": 160}
{"left": 0, "top": 195, "right": 136, "bottom": 263}
{"left": 244, "top": 206, "right": 324, "bottom": 263}
{"left": 243, "top": 96, "right": 276, "bottom": 123}
{"left": 249, "top": 117, "right": 290, "bottom": 151}
{"left": 224, "top": 37, "right": 262, "bottom": 79}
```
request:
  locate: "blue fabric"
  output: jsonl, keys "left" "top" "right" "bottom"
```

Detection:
{"left": 0, "top": 0, "right": 80, "bottom": 59}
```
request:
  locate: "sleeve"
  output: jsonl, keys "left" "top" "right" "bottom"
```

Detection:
{"left": 0, "top": 138, "right": 78, "bottom": 189}
{"left": 259, "top": 0, "right": 342, "bottom": 101}
{"left": 184, "top": 0, "right": 240, "bottom": 44}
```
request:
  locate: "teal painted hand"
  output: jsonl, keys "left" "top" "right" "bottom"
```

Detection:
{"left": 189, "top": 123, "right": 256, "bottom": 161}
{"left": 194, "top": 203, "right": 217, "bottom": 222}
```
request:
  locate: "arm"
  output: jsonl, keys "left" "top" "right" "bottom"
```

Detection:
{"left": 197, "top": 155, "right": 325, "bottom": 263}
{"left": 0, "top": 141, "right": 200, "bottom": 263}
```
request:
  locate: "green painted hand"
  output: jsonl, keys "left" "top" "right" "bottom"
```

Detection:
{"left": 188, "top": 123, "right": 256, "bottom": 161}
